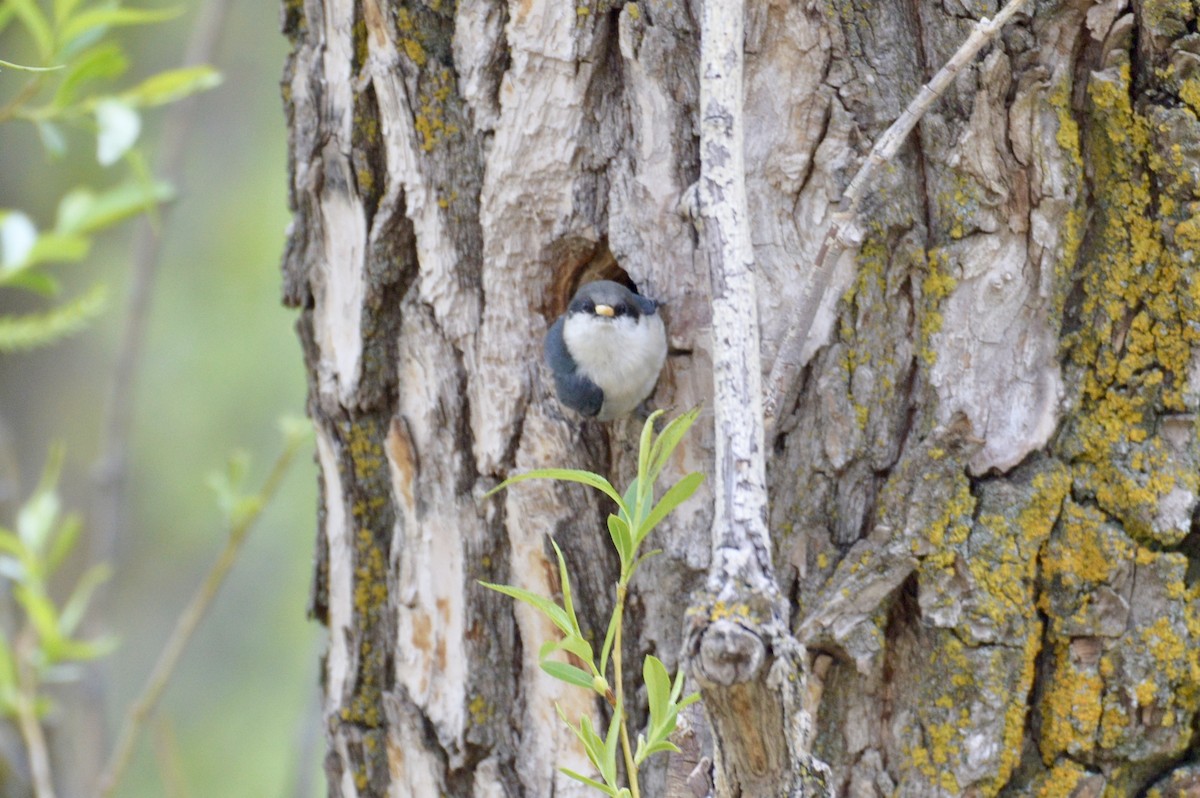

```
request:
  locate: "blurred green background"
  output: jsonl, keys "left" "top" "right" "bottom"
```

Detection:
{"left": 0, "top": 0, "right": 322, "bottom": 795}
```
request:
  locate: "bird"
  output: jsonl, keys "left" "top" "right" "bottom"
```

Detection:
{"left": 544, "top": 280, "right": 667, "bottom": 421}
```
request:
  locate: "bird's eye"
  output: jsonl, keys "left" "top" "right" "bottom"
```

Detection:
{"left": 613, "top": 304, "right": 629, "bottom": 317}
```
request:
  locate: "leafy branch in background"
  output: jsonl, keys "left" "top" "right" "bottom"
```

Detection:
{"left": 0, "top": 447, "right": 114, "bottom": 798}
{"left": 483, "top": 408, "right": 705, "bottom": 798}
{"left": 0, "top": 419, "right": 310, "bottom": 798}
{"left": 0, "top": 0, "right": 220, "bottom": 351}
{"left": 96, "top": 417, "right": 312, "bottom": 797}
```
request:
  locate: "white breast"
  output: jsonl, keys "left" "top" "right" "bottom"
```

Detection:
{"left": 563, "top": 313, "right": 667, "bottom": 420}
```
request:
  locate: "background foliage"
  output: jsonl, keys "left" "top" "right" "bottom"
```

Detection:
{"left": 0, "top": 1, "right": 318, "bottom": 795}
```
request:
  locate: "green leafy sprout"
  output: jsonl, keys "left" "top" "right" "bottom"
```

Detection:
{"left": 0, "top": 0, "right": 221, "bottom": 352}
{"left": 0, "top": 446, "right": 115, "bottom": 796}
{"left": 482, "top": 408, "right": 705, "bottom": 798}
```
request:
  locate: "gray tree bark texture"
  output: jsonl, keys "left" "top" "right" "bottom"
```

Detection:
{"left": 281, "top": 0, "right": 1200, "bottom": 795}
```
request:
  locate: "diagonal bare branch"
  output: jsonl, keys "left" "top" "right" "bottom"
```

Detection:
{"left": 762, "top": 0, "right": 1032, "bottom": 433}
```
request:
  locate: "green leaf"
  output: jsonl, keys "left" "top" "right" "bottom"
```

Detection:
{"left": 643, "top": 655, "right": 670, "bottom": 721}
{"left": 2, "top": 271, "right": 58, "bottom": 295}
{"left": 560, "top": 707, "right": 602, "bottom": 773}
{"left": 638, "top": 739, "right": 681, "bottom": 760}
{"left": 0, "top": 283, "right": 108, "bottom": 351}
{"left": 636, "top": 472, "right": 705, "bottom": 547}
{"left": 558, "top": 767, "right": 618, "bottom": 797}
{"left": 601, "top": 702, "right": 623, "bottom": 787}
{"left": 15, "top": 585, "right": 61, "bottom": 649}
{"left": 479, "top": 581, "right": 573, "bottom": 638}
{"left": 56, "top": 179, "right": 172, "bottom": 235}
{"left": 0, "top": 56, "right": 62, "bottom": 71}
{"left": 635, "top": 409, "right": 661, "bottom": 509}
{"left": 0, "top": 633, "right": 18, "bottom": 716}
{"left": 618, "top": 479, "right": 648, "bottom": 534}
{"left": 647, "top": 405, "right": 701, "bottom": 485}
{"left": 539, "top": 635, "right": 594, "bottom": 671}
{"left": 0, "top": 528, "right": 25, "bottom": 555}
{"left": 550, "top": 538, "right": 584, "bottom": 636}
{"left": 54, "top": 0, "right": 84, "bottom": 25}
{"left": 599, "top": 597, "right": 621, "bottom": 676}
{"left": 94, "top": 97, "right": 140, "bottom": 165}
{"left": 22, "top": 231, "right": 90, "bottom": 269}
{"left": 606, "top": 513, "right": 633, "bottom": 573}
{"left": 4, "top": 0, "right": 53, "bottom": 59}
{"left": 120, "top": 64, "right": 221, "bottom": 107}
{"left": 59, "top": 5, "right": 181, "bottom": 48}
{"left": 486, "top": 468, "right": 627, "bottom": 515}
{"left": 670, "top": 665, "right": 687, "bottom": 700}
{"left": 17, "top": 446, "right": 65, "bottom": 554}
{"left": 636, "top": 657, "right": 696, "bottom": 765}
{"left": 43, "top": 633, "right": 116, "bottom": 664}
{"left": 52, "top": 43, "right": 128, "bottom": 108}
{"left": 58, "top": 562, "right": 110, "bottom": 636}
{"left": 539, "top": 660, "right": 594, "bottom": 689}
{"left": 44, "top": 512, "right": 80, "bottom": 573}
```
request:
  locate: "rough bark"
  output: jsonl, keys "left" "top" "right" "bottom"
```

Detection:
{"left": 281, "top": 0, "right": 1200, "bottom": 795}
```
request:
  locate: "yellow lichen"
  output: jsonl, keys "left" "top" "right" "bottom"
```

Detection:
{"left": 1035, "top": 760, "right": 1088, "bottom": 797}
{"left": 1039, "top": 642, "right": 1104, "bottom": 763}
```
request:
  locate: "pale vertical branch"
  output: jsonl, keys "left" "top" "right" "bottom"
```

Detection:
{"left": 686, "top": 0, "right": 827, "bottom": 794}
{"left": 761, "top": 0, "right": 1032, "bottom": 432}
{"left": 698, "top": 0, "right": 771, "bottom": 594}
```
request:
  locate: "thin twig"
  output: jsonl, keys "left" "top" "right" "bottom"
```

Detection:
{"left": 0, "top": 77, "right": 44, "bottom": 124}
{"left": 79, "top": 2, "right": 234, "bottom": 789}
{"left": 761, "top": 0, "right": 1032, "bottom": 432}
{"left": 612, "top": 584, "right": 639, "bottom": 798}
{"left": 91, "top": 0, "right": 233, "bottom": 570}
{"left": 15, "top": 634, "right": 56, "bottom": 798}
{"left": 94, "top": 440, "right": 303, "bottom": 798}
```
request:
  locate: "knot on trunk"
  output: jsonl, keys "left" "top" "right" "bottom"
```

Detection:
{"left": 694, "top": 619, "right": 766, "bottom": 686}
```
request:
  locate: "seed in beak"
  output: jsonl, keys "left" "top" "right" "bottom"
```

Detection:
{"left": 594, "top": 304, "right": 615, "bottom": 317}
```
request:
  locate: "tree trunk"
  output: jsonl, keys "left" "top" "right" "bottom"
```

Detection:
{"left": 280, "top": 0, "right": 1200, "bottom": 794}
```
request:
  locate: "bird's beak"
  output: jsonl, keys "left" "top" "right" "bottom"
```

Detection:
{"left": 594, "top": 304, "right": 615, "bottom": 317}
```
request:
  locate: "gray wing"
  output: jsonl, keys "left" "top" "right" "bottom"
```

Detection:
{"left": 631, "top": 292, "right": 659, "bottom": 316}
{"left": 544, "top": 317, "right": 603, "bottom": 417}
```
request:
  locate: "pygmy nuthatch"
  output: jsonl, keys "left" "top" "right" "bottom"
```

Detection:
{"left": 544, "top": 280, "right": 667, "bottom": 420}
